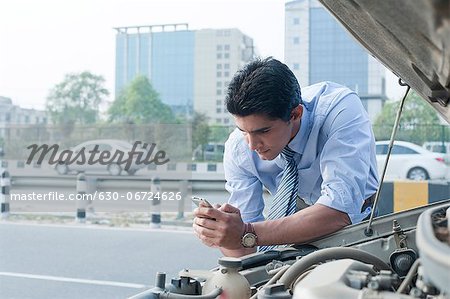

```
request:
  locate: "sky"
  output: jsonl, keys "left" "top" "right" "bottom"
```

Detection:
{"left": 0, "top": 0, "right": 404, "bottom": 110}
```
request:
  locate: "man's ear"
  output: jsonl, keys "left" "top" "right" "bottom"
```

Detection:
{"left": 291, "top": 105, "right": 303, "bottom": 120}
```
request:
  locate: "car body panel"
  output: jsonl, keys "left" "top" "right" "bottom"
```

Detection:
{"left": 317, "top": 0, "right": 450, "bottom": 122}
{"left": 376, "top": 140, "right": 448, "bottom": 180}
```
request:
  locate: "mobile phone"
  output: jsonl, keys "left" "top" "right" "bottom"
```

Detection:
{"left": 191, "top": 196, "right": 213, "bottom": 208}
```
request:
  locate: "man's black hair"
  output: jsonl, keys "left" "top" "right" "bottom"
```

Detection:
{"left": 225, "top": 57, "right": 302, "bottom": 121}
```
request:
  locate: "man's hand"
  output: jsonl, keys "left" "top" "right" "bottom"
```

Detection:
{"left": 193, "top": 203, "right": 245, "bottom": 250}
{"left": 192, "top": 202, "right": 350, "bottom": 257}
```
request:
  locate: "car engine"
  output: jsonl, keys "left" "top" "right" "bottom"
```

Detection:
{"left": 128, "top": 200, "right": 449, "bottom": 299}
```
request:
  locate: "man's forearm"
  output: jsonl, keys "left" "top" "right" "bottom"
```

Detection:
{"left": 254, "top": 204, "right": 350, "bottom": 246}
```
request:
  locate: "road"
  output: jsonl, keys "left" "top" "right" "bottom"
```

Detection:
{"left": 0, "top": 222, "right": 222, "bottom": 299}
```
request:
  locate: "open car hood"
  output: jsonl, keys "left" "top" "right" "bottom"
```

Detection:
{"left": 318, "top": 0, "right": 450, "bottom": 123}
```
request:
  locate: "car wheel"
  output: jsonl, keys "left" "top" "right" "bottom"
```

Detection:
{"left": 108, "top": 163, "right": 122, "bottom": 176}
{"left": 407, "top": 167, "right": 429, "bottom": 180}
{"left": 127, "top": 169, "right": 136, "bottom": 176}
{"left": 56, "top": 163, "right": 68, "bottom": 175}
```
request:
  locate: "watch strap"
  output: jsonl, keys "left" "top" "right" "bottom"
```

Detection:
{"left": 244, "top": 222, "right": 255, "bottom": 235}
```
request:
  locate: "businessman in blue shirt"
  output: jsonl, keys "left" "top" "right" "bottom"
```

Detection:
{"left": 193, "top": 57, "right": 379, "bottom": 257}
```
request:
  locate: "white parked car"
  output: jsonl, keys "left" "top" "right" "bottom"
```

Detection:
{"left": 192, "top": 143, "right": 225, "bottom": 162}
{"left": 423, "top": 141, "right": 450, "bottom": 165}
{"left": 376, "top": 140, "right": 448, "bottom": 180}
{"left": 55, "top": 139, "right": 148, "bottom": 176}
{"left": 423, "top": 141, "right": 450, "bottom": 154}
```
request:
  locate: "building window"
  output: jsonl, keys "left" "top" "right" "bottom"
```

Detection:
{"left": 293, "top": 37, "right": 300, "bottom": 44}
{"left": 216, "top": 118, "right": 222, "bottom": 123}
{"left": 216, "top": 100, "right": 222, "bottom": 105}
{"left": 224, "top": 71, "right": 229, "bottom": 77}
{"left": 216, "top": 90, "right": 222, "bottom": 95}
{"left": 224, "top": 44, "right": 230, "bottom": 51}
{"left": 217, "top": 71, "right": 222, "bottom": 77}
{"left": 187, "top": 164, "right": 197, "bottom": 171}
{"left": 216, "top": 108, "right": 221, "bottom": 113}
{"left": 207, "top": 164, "right": 217, "bottom": 172}
{"left": 217, "top": 53, "right": 222, "bottom": 59}
{"left": 217, "top": 45, "right": 223, "bottom": 51}
{"left": 25, "top": 116, "right": 29, "bottom": 123}
{"left": 293, "top": 17, "right": 300, "bottom": 25}
{"left": 224, "top": 118, "right": 230, "bottom": 124}
{"left": 216, "top": 81, "right": 222, "bottom": 87}
{"left": 224, "top": 63, "right": 230, "bottom": 69}
{"left": 217, "top": 64, "right": 222, "bottom": 69}
{"left": 224, "top": 53, "right": 230, "bottom": 59}
{"left": 293, "top": 63, "right": 300, "bottom": 70}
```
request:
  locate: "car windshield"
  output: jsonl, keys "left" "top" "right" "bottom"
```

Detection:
{"left": 0, "top": 1, "right": 449, "bottom": 298}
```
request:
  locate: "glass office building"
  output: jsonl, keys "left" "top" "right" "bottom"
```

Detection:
{"left": 285, "top": 0, "right": 387, "bottom": 121}
{"left": 114, "top": 24, "right": 254, "bottom": 124}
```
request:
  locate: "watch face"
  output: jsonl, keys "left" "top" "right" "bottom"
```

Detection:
{"left": 242, "top": 233, "right": 257, "bottom": 248}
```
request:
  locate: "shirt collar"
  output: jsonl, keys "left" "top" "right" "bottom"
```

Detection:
{"left": 287, "top": 105, "right": 310, "bottom": 155}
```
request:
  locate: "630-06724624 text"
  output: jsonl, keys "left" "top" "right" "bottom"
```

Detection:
{"left": 10, "top": 191, "right": 183, "bottom": 201}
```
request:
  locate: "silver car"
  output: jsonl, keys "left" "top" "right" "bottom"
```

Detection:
{"left": 55, "top": 139, "right": 148, "bottom": 176}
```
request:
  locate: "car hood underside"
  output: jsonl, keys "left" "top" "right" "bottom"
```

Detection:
{"left": 318, "top": 0, "right": 450, "bottom": 122}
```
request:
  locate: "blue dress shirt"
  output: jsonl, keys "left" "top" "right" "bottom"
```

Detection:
{"left": 223, "top": 81, "right": 379, "bottom": 224}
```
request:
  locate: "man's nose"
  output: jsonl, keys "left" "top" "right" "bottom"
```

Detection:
{"left": 247, "top": 135, "right": 261, "bottom": 151}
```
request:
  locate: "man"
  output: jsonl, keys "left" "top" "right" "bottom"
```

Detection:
{"left": 193, "top": 57, "right": 378, "bottom": 257}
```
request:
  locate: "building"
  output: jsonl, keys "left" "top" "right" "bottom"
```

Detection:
{"left": 114, "top": 24, "right": 254, "bottom": 124}
{"left": 285, "top": 0, "right": 387, "bottom": 121}
{"left": 0, "top": 96, "right": 48, "bottom": 140}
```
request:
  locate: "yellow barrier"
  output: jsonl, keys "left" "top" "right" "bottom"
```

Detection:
{"left": 393, "top": 180, "right": 428, "bottom": 212}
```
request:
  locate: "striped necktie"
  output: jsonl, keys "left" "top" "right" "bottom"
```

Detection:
{"left": 258, "top": 146, "right": 298, "bottom": 251}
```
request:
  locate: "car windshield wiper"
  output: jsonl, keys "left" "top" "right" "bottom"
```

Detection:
{"left": 365, "top": 78, "right": 411, "bottom": 236}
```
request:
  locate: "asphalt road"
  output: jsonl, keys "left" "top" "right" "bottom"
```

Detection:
{"left": 0, "top": 222, "right": 222, "bottom": 299}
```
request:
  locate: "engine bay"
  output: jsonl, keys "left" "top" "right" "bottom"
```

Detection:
{"left": 128, "top": 200, "right": 450, "bottom": 299}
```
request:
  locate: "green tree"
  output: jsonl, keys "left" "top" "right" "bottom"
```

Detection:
{"left": 192, "top": 112, "right": 211, "bottom": 153}
{"left": 210, "top": 125, "right": 232, "bottom": 143}
{"left": 373, "top": 92, "right": 442, "bottom": 144}
{"left": 46, "top": 71, "right": 109, "bottom": 131}
{"left": 108, "top": 75, "right": 173, "bottom": 124}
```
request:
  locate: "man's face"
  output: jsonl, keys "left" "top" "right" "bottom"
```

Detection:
{"left": 234, "top": 109, "right": 301, "bottom": 160}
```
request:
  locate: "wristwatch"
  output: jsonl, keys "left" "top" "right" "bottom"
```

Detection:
{"left": 241, "top": 222, "right": 258, "bottom": 248}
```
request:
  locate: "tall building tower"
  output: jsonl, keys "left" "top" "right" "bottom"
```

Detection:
{"left": 114, "top": 24, "right": 254, "bottom": 125}
{"left": 285, "top": 0, "right": 387, "bottom": 121}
